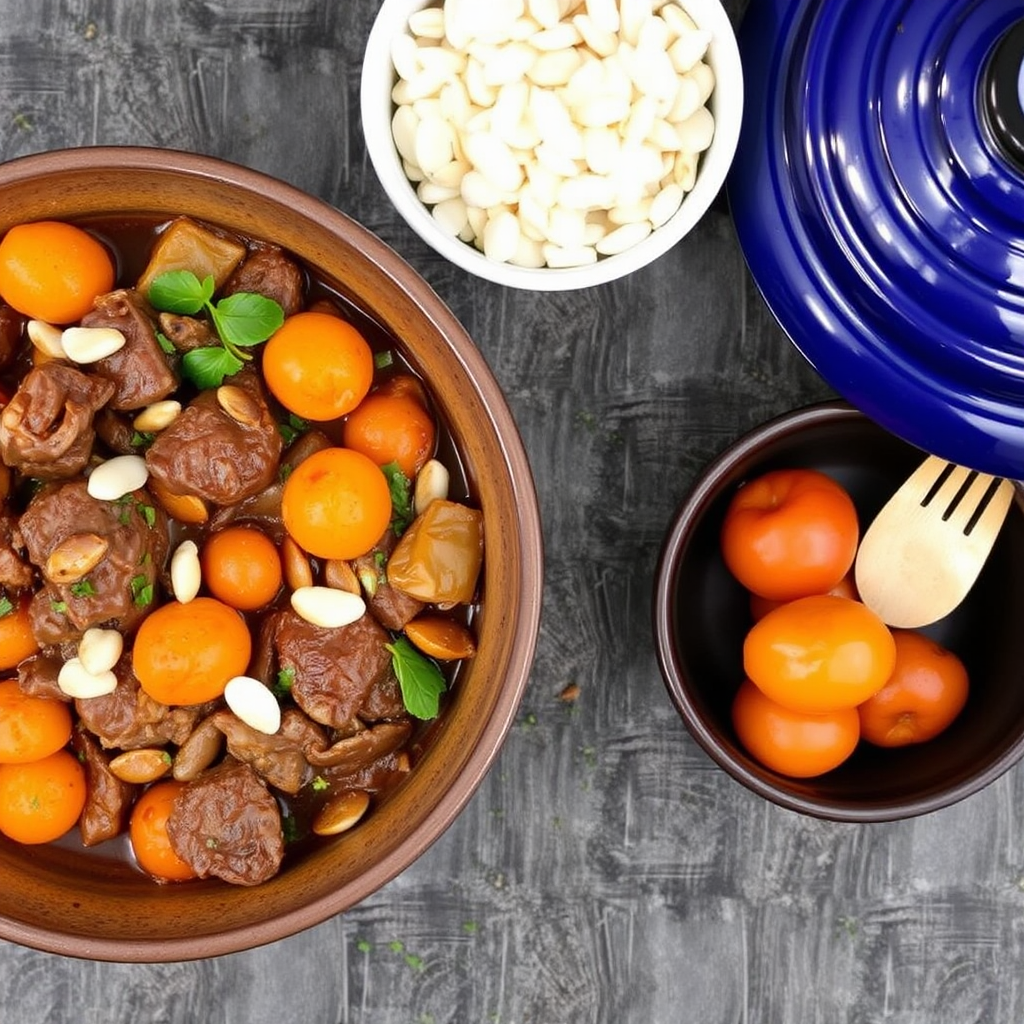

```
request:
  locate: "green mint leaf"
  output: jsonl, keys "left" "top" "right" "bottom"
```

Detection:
{"left": 211, "top": 292, "right": 284, "bottom": 348}
{"left": 182, "top": 346, "right": 243, "bottom": 389}
{"left": 0, "top": 594, "right": 12, "bottom": 618}
{"left": 148, "top": 270, "right": 208, "bottom": 315}
{"left": 381, "top": 462, "right": 413, "bottom": 535}
{"left": 385, "top": 637, "right": 446, "bottom": 720}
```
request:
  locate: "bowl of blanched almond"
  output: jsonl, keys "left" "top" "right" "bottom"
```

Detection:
{"left": 361, "top": 0, "right": 743, "bottom": 289}
{"left": 0, "top": 146, "right": 543, "bottom": 961}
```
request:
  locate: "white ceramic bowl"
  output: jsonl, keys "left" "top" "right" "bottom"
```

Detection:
{"left": 361, "top": 0, "right": 743, "bottom": 291}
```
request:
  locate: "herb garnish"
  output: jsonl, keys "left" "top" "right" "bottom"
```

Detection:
{"left": 385, "top": 637, "right": 446, "bottom": 720}
{"left": 382, "top": 461, "right": 413, "bottom": 535}
{"left": 274, "top": 666, "right": 296, "bottom": 698}
{"left": 50, "top": 600, "right": 67, "bottom": 615}
{"left": 0, "top": 595, "right": 12, "bottom": 618}
{"left": 70, "top": 579, "right": 97, "bottom": 599}
{"left": 130, "top": 574, "right": 154, "bottom": 608}
{"left": 131, "top": 430, "right": 155, "bottom": 449}
{"left": 148, "top": 270, "right": 284, "bottom": 388}
{"left": 278, "top": 413, "right": 308, "bottom": 445}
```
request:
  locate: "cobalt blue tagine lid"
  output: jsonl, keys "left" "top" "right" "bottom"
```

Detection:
{"left": 728, "top": 0, "right": 1024, "bottom": 478}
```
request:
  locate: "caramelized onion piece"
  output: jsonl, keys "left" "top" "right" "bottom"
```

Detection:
{"left": 386, "top": 500, "right": 483, "bottom": 605}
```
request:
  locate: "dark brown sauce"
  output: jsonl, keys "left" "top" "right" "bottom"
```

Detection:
{"left": 9, "top": 214, "right": 478, "bottom": 877}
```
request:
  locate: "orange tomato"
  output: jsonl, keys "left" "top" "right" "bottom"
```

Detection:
{"left": 262, "top": 311, "right": 374, "bottom": 421}
{"left": 281, "top": 446, "right": 392, "bottom": 560}
{"left": 732, "top": 678, "right": 860, "bottom": 778}
{"left": 749, "top": 571, "right": 859, "bottom": 622}
{"left": 744, "top": 595, "right": 896, "bottom": 713}
{"left": 201, "top": 526, "right": 283, "bottom": 611}
{"left": 132, "top": 597, "right": 252, "bottom": 706}
{"left": 857, "top": 630, "right": 969, "bottom": 746}
{"left": 0, "top": 749, "right": 87, "bottom": 844}
{"left": 0, "top": 220, "right": 115, "bottom": 324}
{"left": 0, "top": 594, "right": 41, "bottom": 671}
{"left": 0, "top": 679, "right": 72, "bottom": 764}
{"left": 342, "top": 377, "right": 436, "bottom": 478}
{"left": 129, "top": 780, "right": 197, "bottom": 883}
{"left": 721, "top": 468, "right": 859, "bottom": 601}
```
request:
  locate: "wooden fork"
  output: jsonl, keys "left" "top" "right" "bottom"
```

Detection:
{"left": 854, "top": 456, "right": 1015, "bottom": 628}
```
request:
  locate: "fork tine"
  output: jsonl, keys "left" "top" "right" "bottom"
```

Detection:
{"left": 944, "top": 471, "right": 1000, "bottom": 532}
{"left": 965, "top": 477, "right": 1015, "bottom": 540}
{"left": 925, "top": 462, "right": 974, "bottom": 512}
{"left": 905, "top": 455, "right": 952, "bottom": 500}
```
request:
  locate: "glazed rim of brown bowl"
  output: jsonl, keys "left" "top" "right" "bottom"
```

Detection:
{"left": 0, "top": 146, "right": 543, "bottom": 961}
{"left": 653, "top": 401, "right": 1024, "bottom": 823}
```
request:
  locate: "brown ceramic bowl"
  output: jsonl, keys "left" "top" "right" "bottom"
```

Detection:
{"left": 0, "top": 147, "right": 543, "bottom": 960}
{"left": 653, "top": 401, "right": 1024, "bottom": 822}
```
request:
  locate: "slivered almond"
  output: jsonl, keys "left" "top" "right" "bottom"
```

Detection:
{"left": 312, "top": 789, "right": 371, "bottom": 836}
{"left": 216, "top": 385, "right": 261, "bottom": 426}
{"left": 324, "top": 558, "right": 361, "bottom": 595}
{"left": 45, "top": 533, "right": 109, "bottom": 583}
{"left": 109, "top": 748, "right": 172, "bottom": 784}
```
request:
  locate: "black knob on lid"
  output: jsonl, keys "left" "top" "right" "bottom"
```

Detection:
{"left": 983, "top": 19, "right": 1024, "bottom": 171}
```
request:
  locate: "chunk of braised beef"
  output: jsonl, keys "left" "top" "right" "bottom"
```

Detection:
{"left": 0, "top": 304, "right": 22, "bottom": 371}
{"left": 17, "top": 654, "right": 67, "bottom": 701}
{"left": 356, "top": 671, "right": 407, "bottom": 722}
{"left": 269, "top": 608, "right": 395, "bottom": 729}
{"left": 222, "top": 243, "right": 305, "bottom": 318}
{"left": 210, "top": 709, "right": 311, "bottom": 795}
{"left": 167, "top": 760, "right": 284, "bottom": 887}
{"left": 322, "top": 749, "right": 412, "bottom": 795}
{"left": 81, "top": 289, "right": 178, "bottom": 410}
{"left": 0, "top": 363, "right": 115, "bottom": 479}
{"left": 157, "top": 311, "right": 215, "bottom": 353}
{"left": 0, "top": 511, "right": 32, "bottom": 591}
{"left": 145, "top": 370, "right": 282, "bottom": 506}
{"left": 74, "top": 660, "right": 206, "bottom": 750}
{"left": 94, "top": 407, "right": 141, "bottom": 456}
{"left": 352, "top": 529, "right": 424, "bottom": 631}
{"left": 18, "top": 480, "right": 168, "bottom": 643}
{"left": 305, "top": 720, "right": 412, "bottom": 772}
{"left": 71, "top": 725, "right": 137, "bottom": 847}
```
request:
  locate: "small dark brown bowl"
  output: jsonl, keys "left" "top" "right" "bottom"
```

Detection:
{"left": 0, "top": 147, "right": 543, "bottom": 961}
{"left": 653, "top": 401, "right": 1024, "bottom": 823}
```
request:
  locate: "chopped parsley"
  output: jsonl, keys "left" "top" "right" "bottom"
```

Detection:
{"left": 130, "top": 574, "right": 154, "bottom": 608}
{"left": 273, "top": 665, "right": 296, "bottom": 697}
{"left": 311, "top": 775, "right": 329, "bottom": 792}
{"left": 278, "top": 413, "right": 308, "bottom": 445}
{"left": 69, "top": 579, "right": 97, "bottom": 599}
{"left": 382, "top": 461, "right": 413, "bottom": 535}
{"left": 374, "top": 349, "right": 394, "bottom": 370}
{"left": 130, "top": 430, "right": 156, "bottom": 449}
{"left": 50, "top": 600, "right": 68, "bottom": 615}
{"left": 155, "top": 331, "right": 177, "bottom": 355}
{"left": 0, "top": 595, "right": 12, "bottom": 618}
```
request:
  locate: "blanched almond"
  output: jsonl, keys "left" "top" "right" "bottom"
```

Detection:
{"left": 224, "top": 675, "right": 281, "bottom": 735}
{"left": 170, "top": 540, "right": 202, "bottom": 604}
{"left": 414, "top": 458, "right": 450, "bottom": 514}
{"left": 78, "top": 627, "right": 123, "bottom": 675}
{"left": 60, "top": 326, "right": 126, "bottom": 363}
{"left": 86, "top": 454, "right": 149, "bottom": 501}
{"left": 57, "top": 658, "right": 117, "bottom": 699}
{"left": 45, "top": 533, "right": 109, "bottom": 583}
{"left": 290, "top": 586, "right": 366, "bottom": 629}
{"left": 312, "top": 789, "right": 371, "bottom": 836}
